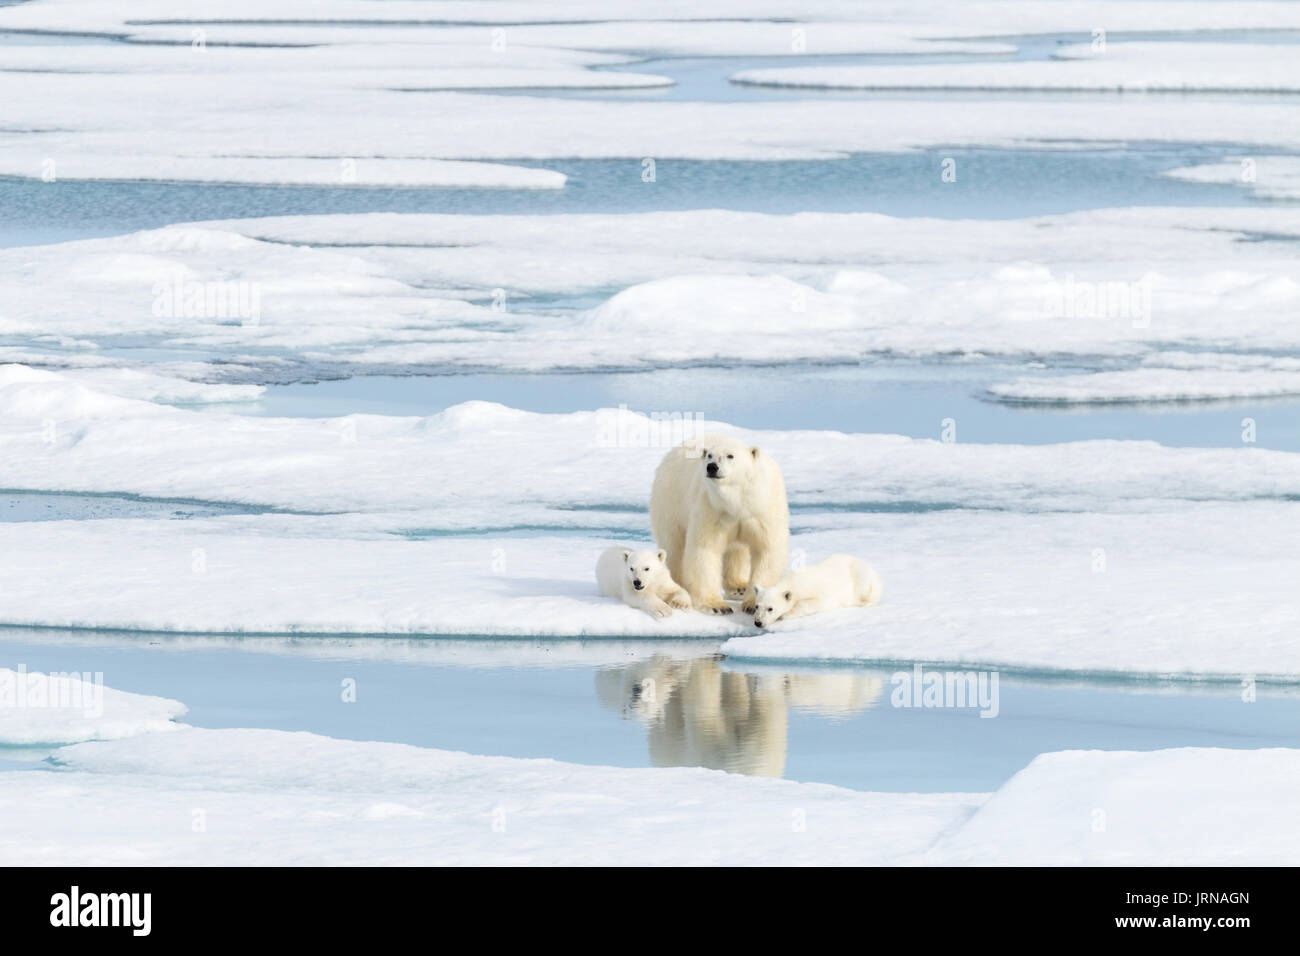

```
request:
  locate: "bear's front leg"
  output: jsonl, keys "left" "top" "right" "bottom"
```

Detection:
{"left": 664, "top": 587, "right": 691, "bottom": 610}
{"left": 722, "top": 542, "right": 750, "bottom": 601}
{"left": 630, "top": 594, "right": 674, "bottom": 619}
{"left": 681, "top": 522, "right": 733, "bottom": 615}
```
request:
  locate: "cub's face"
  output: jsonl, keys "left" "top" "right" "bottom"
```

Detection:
{"left": 752, "top": 586, "right": 795, "bottom": 628}
{"left": 696, "top": 438, "right": 760, "bottom": 486}
{"left": 623, "top": 549, "right": 670, "bottom": 592}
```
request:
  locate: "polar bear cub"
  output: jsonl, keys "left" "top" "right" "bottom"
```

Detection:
{"left": 751, "top": 555, "right": 882, "bottom": 628}
{"left": 596, "top": 547, "right": 692, "bottom": 618}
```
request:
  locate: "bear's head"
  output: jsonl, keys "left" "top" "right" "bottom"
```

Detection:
{"left": 622, "top": 548, "right": 671, "bottom": 593}
{"left": 752, "top": 585, "right": 795, "bottom": 628}
{"left": 696, "top": 436, "right": 762, "bottom": 486}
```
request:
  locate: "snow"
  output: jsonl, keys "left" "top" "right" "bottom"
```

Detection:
{"left": 0, "top": 667, "right": 186, "bottom": 746}
{"left": 0, "top": 368, "right": 1295, "bottom": 675}
{"left": 4, "top": 208, "right": 1300, "bottom": 375}
{"left": 927, "top": 748, "right": 1300, "bottom": 865}
{"left": 6, "top": 77, "right": 1300, "bottom": 171}
{"left": 5, "top": 1, "right": 1300, "bottom": 182}
{"left": 733, "top": 43, "right": 1300, "bottom": 91}
{"left": 1, "top": 725, "right": 1292, "bottom": 864}
{"left": 8, "top": 1, "right": 1300, "bottom": 47}
{"left": 1164, "top": 156, "right": 1300, "bottom": 201}
{"left": 0, "top": 364, "right": 264, "bottom": 405}
{"left": 0, "top": 628, "right": 721, "bottom": 670}
{"left": 2, "top": 499, "right": 1298, "bottom": 678}
{"left": 4, "top": 0, "right": 1298, "bottom": 868}
{"left": 4, "top": 374, "right": 1300, "bottom": 514}
{"left": 0, "top": 726, "right": 977, "bottom": 865}
{"left": 1, "top": 369, "right": 1296, "bottom": 674}
{"left": 989, "top": 352, "right": 1300, "bottom": 403}
{"left": 720, "top": 506, "right": 1300, "bottom": 677}
{"left": 989, "top": 370, "right": 1300, "bottom": 403}
{"left": 0, "top": 153, "right": 567, "bottom": 188}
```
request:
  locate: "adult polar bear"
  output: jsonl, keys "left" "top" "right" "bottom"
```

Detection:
{"left": 649, "top": 434, "right": 789, "bottom": 615}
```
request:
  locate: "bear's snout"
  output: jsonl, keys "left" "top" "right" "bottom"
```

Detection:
{"left": 753, "top": 619, "right": 764, "bottom": 628}
{"left": 632, "top": 580, "right": 644, "bottom": 590}
{"left": 706, "top": 462, "right": 719, "bottom": 477}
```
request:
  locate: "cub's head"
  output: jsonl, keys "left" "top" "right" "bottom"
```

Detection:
{"left": 622, "top": 549, "right": 671, "bottom": 592}
{"left": 695, "top": 436, "right": 761, "bottom": 486}
{"left": 752, "top": 585, "right": 795, "bottom": 628}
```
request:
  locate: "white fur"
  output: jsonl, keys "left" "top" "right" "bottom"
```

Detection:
{"left": 596, "top": 546, "right": 691, "bottom": 619}
{"left": 649, "top": 434, "right": 790, "bottom": 615}
{"left": 751, "top": 554, "right": 883, "bottom": 628}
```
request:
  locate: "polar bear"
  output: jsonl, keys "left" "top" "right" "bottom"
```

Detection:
{"left": 596, "top": 547, "right": 691, "bottom": 618}
{"left": 751, "top": 554, "right": 882, "bottom": 628}
{"left": 649, "top": 434, "right": 789, "bottom": 615}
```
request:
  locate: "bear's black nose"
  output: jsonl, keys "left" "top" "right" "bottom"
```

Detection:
{"left": 754, "top": 620, "right": 764, "bottom": 628}
{"left": 706, "top": 462, "right": 719, "bottom": 476}
{"left": 633, "top": 580, "right": 643, "bottom": 589}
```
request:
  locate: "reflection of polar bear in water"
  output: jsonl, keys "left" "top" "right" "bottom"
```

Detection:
{"left": 595, "top": 657, "right": 883, "bottom": 777}
{"left": 649, "top": 434, "right": 789, "bottom": 615}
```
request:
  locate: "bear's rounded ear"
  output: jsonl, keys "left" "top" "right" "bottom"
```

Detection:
{"left": 784, "top": 590, "right": 793, "bottom": 601}
{"left": 656, "top": 549, "right": 667, "bottom": 563}
{"left": 751, "top": 446, "right": 760, "bottom": 459}
{"left": 622, "top": 550, "right": 632, "bottom": 563}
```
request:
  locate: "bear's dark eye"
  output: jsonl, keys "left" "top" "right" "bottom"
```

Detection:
{"left": 727, "top": 454, "right": 734, "bottom": 459}
{"left": 643, "top": 567, "right": 649, "bottom": 571}
{"left": 766, "top": 607, "right": 773, "bottom": 612}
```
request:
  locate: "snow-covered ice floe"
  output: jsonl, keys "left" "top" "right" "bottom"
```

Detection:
{"left": 5, "top": 2, "right": 1300, "bottom": 182}
{"left": 4, "top": 208, "right": 1299, "bottom": 376}
{"left": 4, "top": 89, "right": 1299, "bottom": 177}
{"left": 2, "top": 726, "right": 980, "bottom": 865}
{"left": 2, "top": 370, "right": 1298, "bottom": 677}
{"left": 733, "top": 43, "right": 1300, "bottom": 92}
{"left": 2, "top": 725, "right": 1295, "bottom": 864}
{"left": 1164, "top": 156, "right": 1300, "bottom": 202}
{"left": 12, "top": 1, "right": 1300, "bottom": 56}
{"left": 988, "top": 353, "right": 1300, "bottom": 404}
{"left": 5, "top": 368, "right": 1300, "bottom": 514}
{"left": 923, "top": 747, "right": 1300, "bottom": 866}
{"left": 2, "top": 506, "right": 1297, "bottom": 678}
{"left": 717, "top": 506, "right": 1300, "bottom": 679}
{"left": 0, "top": 364, "right": 263, "bottom": 405}
{"left": 0, "top": 153, "right": 567, "bottom": 189}
{"left": 0, "top": 630, "right": 722, "bottom": 670}
{"left": 0, "top": 667, "right": 186, "bottom": 746}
